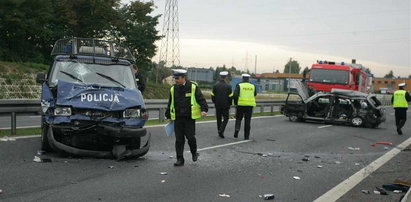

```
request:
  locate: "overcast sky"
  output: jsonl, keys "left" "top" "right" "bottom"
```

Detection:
{"left": 126, "top": 0, "right": 410, "bottom": 77}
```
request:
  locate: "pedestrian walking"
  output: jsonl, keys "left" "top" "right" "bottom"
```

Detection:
{"left": 211, "top": 71, "right": 233, "bottom": 138}
{"left": 391, "top": 83, "right": 411, "bottom": 135}
{"left": 165, "top": 69, "right": 208, "bottom": 166}
{"left": 133, "top": 64, "right": 146, "bottom": 95}
{"left": 233, "top": 74, "right": 257, "bottom": 140}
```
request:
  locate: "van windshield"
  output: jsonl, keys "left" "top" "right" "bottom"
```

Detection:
{"left": 50, "top": 61, "right": 136, "bottom": 89}
{"left": 309, "top": 69, "right": 349, "bottom": 85}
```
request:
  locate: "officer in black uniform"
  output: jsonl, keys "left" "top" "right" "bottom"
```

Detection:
{"left": 211, "top": 71, "right": 232, "bottom": 138}
{"left": 165, "top": 69, "right": 208, "bottom": 166}
{"left": 233, "top": 74, "right": 257, "bottom": 140}
{"left": 133, "top": 64, "right": 146, "bottom": 94}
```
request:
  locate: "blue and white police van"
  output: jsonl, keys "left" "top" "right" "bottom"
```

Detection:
{"left": 36, "top": 38, "right": 150, "bottom": 160}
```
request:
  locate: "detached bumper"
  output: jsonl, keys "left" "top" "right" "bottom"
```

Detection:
{"left": 47, "top": 124, "right": 150, "bottom": 159}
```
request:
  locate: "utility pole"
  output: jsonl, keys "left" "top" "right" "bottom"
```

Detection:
{"left": 254, "top": 55, "right": 257, "bottom": 75}
{"left": 288, "top": 57, "right": 292, "bottom": 93}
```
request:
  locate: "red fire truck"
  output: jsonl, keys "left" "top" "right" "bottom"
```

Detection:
{"left": 305, "top": 60, "right": 371, "bottom": 93}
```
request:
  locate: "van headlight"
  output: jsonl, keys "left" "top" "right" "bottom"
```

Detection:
{"left": 54, "top": 107, "right": 72, "bottom": 116}
{"left": 123, "top": 109, "right": 141, "bottom": 118}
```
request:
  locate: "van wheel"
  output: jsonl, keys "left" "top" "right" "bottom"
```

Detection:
{"left": 41, "top": 123, "right": 52, "bottom": 152}
{"left": 289, "top": 115, "right": 299, "bottom": 122}
{"left": 351, "top": 117, "right": 363, "bottom": 127}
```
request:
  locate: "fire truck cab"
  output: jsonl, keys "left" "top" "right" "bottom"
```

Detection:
{"left": 306, "top": 60, "right": 371, "bottom": 93}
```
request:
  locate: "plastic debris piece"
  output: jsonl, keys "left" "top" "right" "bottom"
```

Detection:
{"left": 393, "top": 190, "right": 402, "bottom": 193}
{"left": 160, "top": 172, "right": 168, "bottom": 175}
{"left": 355, "top": 163, "right": 360, "bottom": 166}
{"left": 302, "top": 157, "right": 309, "bottom": 161}
{"left": 267, "top": 153, "right": 273, "bottom": 156}
{"left": 361, "top": 190, "right": 370, "bottom": 194}
{"left": 317, "top": 165, "right": 323, "bottom": 168}
{"left": 348, "top": 147, "right": 360, "bottom": 151}
{"left": 263, "top": 194, "right": 275, "bottom": 200}
{"left": 161, "top": 180, "right": 166, "bottom": 183}
{"left": 293, "top": 176, "right": 301, "bottom": 180}
{"left": 108, "top": 165, "right": 114, "bottom": 169}
{"left": 384, "top": 147, "right": 389, "bottom": 150}
{"left": 169, "top": 156, "right": 174, "bottom": 159}
{"left": 219, "top": 194, "right": 230, "bottom": 198}
{"left": 33, "top": 156, "right": 51, "bottom": 163}
{"left": 382, "top": 183, "right": 410, "bottom": 192}
{"left": 0, "top": 136, "right": 16, "bottom": 141}
{"left": 37, "top": 150, "right": 46, "bottom": 155}
{"left": 0, "top": 189, "right": 2, "bottom": 194}
{"left": 373, "top": 190, "right": 380, "bottom": 195}
{"left": 375, "top": 187, "right": 388, "bottom": 195}
{"left": 371, "top": 142, "right": 393, "bottom": 147}
{"left": 335, "top": 161, "right": 341, "bottom": 164}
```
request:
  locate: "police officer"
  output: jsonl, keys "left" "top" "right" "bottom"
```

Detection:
{"left": 391, "top": 83, "right": 411, "bottom": 135}
{"left": 211, "top": 71, "right": 233, "bottom": 138}
{"left": 165, "top": 69, "right": 208, "bottom": 166}
{"left": 233, "top": 74, "right": 257, "bottom": 139}
{"left": 133, "top": 64, "right": 146, "bottom": 94}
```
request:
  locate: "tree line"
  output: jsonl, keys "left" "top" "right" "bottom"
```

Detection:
{"left": 0, "top": 0, "right": 160, "bottom": 73}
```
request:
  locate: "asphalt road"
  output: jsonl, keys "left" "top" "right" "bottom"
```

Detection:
{"left": 0, "top": 108, "right": 410, "bottom": 202}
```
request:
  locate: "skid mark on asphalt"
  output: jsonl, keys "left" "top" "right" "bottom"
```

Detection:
{"left": 318, "top": 125, "right": 333, "bottom": 129}
{"left": 314, "top": 136, "right": 411, "bottom": 202}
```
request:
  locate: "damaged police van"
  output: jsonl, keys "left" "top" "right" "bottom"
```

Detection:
{"left": 36, "top": 38, "right": 150, "bottom": 160}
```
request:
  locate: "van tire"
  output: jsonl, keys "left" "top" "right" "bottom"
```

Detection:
{"left": 41, "top": 123, "right": 52, "bottom": 152}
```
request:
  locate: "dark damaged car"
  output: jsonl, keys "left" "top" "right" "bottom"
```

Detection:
{"left": 36, "top": 38, "right": 150, "bottom": 160}
{"left": 282, "top": 88, "right": 386, "bottom": 128}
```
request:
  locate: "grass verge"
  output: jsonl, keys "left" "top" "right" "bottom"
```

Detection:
{"left": 0, "top": 111, "right": 281, "bottom": 137}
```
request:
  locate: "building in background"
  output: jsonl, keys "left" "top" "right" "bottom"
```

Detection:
{"left": 187, "top": 67, "right": 214, "bottom": 83}
{"left": 372, "top": 78, "right": 411, "bottom": 94}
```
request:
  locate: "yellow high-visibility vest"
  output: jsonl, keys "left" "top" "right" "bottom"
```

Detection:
{"left": 170, "top": 83, "right": 201, "bottom": 120}
{"left": 237, "top": 83, "right": 256, "bottom": 107}
{"left": 393, "top": 90, "right": 409, "bottom": 108}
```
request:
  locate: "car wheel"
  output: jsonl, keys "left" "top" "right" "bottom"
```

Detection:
{"left": 289, "top": 115, "right": 299, "bottom": 122}
{"left": 41, "top": 123, "right": 52, "bottom": 152}
{"left": 351, "top": 117, "right": 363, "bottom": 127}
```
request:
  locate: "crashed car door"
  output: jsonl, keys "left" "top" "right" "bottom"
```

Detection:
{"left": 283, "top": 93, "right": 305, "bottom": 121}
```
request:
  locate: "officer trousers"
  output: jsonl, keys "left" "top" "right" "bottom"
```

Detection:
{"left": 235, "top": 106, "right": 253, "bottom": 139}
{"left": 216, "top": 108, "right": 229, "bottom": 135}
{"left": 395, "top": 108, "right": 407, "bottom": 130}
{"left": 174, "top": 117, "right": 196, "bottom": 161}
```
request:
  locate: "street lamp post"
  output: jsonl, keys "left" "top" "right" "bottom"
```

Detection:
{"left": 288, "top": 57, "right": 292, "bottom": 93}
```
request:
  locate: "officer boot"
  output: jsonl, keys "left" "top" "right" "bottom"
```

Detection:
{"left": 174, "top": 156, "right": 184, "bottom": 166}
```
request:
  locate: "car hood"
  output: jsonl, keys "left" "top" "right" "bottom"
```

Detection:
{"left": 56, "top": 80, "right": 145, "bottom": 111}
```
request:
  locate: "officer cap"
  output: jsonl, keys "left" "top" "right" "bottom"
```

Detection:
{"left": 173, "top": 69, "right": 187, "bottom": 77}
{"left": 398, "top": 83, "right": 406, "bottom": 87}
{"left": 219, "top": 71, "right": 229, "bottom": 77}
{"left": 241, "top": 73, "right": 251, "bottom": 78}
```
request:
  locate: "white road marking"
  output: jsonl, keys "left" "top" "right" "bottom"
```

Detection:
{"left": 318, "top": 125, "right": 333, "bottom": 129}
{"left": 314, "top": 136, "right": 411, "bottom": 202}
{"left": 197, "top": 140, "right": 253, "bottom": 152}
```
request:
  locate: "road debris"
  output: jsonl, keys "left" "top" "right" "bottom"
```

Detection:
{"left": 393, "top": 190, "right": 402, "bottom": 193}
{"left": 293, "top": 176, "right": 301, "bottom": 180}
{"left": 355, "top": 163, "right": 360, "bottom": 166}
{"left": 0, "top": 136, "right": 16, "bottom": 141}
{"left": 161, "top": 180, "right": 166, "bottom": 183}
{"left": 302, "top": 157, "right": 310, "bottom": 161}
{"left": 382, "top": 183, "right": 410, "bottom": 192}
{"left": 335, "top": 161, "right": 341, "bottom": 164}
{"left": 219, "top": 194, "right": 230, "bottom": 198}
{"left": 108, "top": 165, "right": 114, "bottom": 169}
{"left": 0, "top": 189, "right": 2, "bottom": 194}
{"left": 347, "top": 147, "right": 360, "bottom": 151}
{"left": 37, "top": 150, "right": 46, "bottom": 156}
{"left": 259, "top": 193, "right": 275, "bottom": 200}
{"left": 33, "top": 156, "right": 52, "bottom": 163}
{"left": 317, "top": 165, "right": 323, "bottom": 168}
{"left": 160, "top": 172, "right": 168, "bottom": 175}
{"left": 370, "top": 142, "right": 393, "bottom": 147}
{"left": 169, "top": 156, "right": 174, "bottom": 159}
{"left": 374, "top": 187, "right": 388, "bottom": 195}
{"left": 361, "top": 190, "right": 370, "bottom": 194}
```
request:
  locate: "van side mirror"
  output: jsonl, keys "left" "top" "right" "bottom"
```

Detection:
{"left": 36, "top": 72, "right": 46, "bottom": 84}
